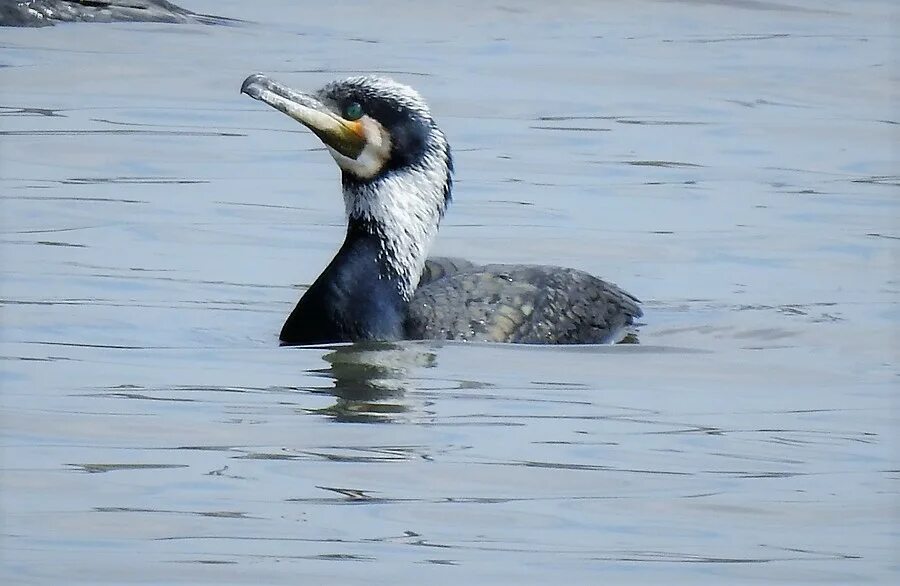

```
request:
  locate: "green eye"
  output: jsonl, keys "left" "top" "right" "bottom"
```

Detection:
{"left": 344, "top": 102, "right": 363, "bottom": 121}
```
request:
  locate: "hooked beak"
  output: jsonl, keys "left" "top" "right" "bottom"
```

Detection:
{"left": 241, "top": 73, "right": 366, "bottom": 159}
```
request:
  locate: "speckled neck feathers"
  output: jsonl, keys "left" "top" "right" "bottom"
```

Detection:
{"left": 342, "top": 129, "right": 452, "bottom": 300}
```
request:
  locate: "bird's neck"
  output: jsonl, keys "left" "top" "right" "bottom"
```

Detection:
{"left": 280, "top": 219, "right": 409, "bottom": 345}
{"left": 341, "top": 167, "right": 448, "bottom": 300}
{"left": 280, "top": 163, "right": 451, "bottom": 345}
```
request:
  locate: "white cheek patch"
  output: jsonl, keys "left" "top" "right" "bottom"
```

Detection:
{"left": 327, "top": 116, "right": 391, "bottom": 179}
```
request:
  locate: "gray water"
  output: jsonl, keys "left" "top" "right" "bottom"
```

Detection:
{"left": 1, "top": 1, "right": 897, "bottom": 583}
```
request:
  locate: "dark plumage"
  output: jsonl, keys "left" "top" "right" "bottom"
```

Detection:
{"left": 409, "top": 261, "right": 641, "bottom": 344}
{"left": 0, "top": 0, "right": 233, "bottom": 27}
{"left": 241, "top": 74, "right": 642, "bottom": 345}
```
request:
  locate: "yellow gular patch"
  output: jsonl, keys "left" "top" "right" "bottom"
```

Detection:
{"left": 329, "top": 115, "right": 393, "bottom": 179}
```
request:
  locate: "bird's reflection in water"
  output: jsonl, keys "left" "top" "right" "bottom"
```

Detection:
{"left": 305, "top": 342, "right": 438, "bottom": 423}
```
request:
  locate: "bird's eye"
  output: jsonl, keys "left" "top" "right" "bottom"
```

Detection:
{"left": 344, "top": 102, "right": 363, "bottom": 121}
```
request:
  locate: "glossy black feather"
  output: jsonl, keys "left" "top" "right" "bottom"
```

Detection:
{"left": 280, "top": 220, "right": 407, "bottom": 345}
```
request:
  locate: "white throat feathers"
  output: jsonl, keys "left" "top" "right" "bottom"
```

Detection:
{"left": 342, "top": 133, "right": 451, "bottom": 300}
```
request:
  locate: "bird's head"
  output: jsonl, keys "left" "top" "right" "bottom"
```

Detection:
{"left": 241, "top": 73, "right": 451, "bottom": 185}
{"left": 241, "top": 74, "right": 453, "bottom": 297}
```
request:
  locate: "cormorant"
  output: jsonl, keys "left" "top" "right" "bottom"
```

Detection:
{"left": 241, "top": 73, "right": 642, "bottom": 345}
{"left": 0, "top": 0, "right": 231, "bottom": 27}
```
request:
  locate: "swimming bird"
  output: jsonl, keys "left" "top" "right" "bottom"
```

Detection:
{"left": 241, "top": 73, "right": 642, "bottom": 345}
{"left": 0, "top": 0, "right": 231, "bottom": 27}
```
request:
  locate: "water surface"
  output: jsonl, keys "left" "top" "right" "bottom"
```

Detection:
{"left": 1, "top": 1, "right": 897, "bottom": 583}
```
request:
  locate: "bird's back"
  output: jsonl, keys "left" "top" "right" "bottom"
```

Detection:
{"left": 407, "top": 260, "right": 642, "bottom": 344}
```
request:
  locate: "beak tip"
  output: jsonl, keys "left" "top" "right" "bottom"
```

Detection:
{"left": 241, "top": 73, "right": 268, "bottom": 98}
